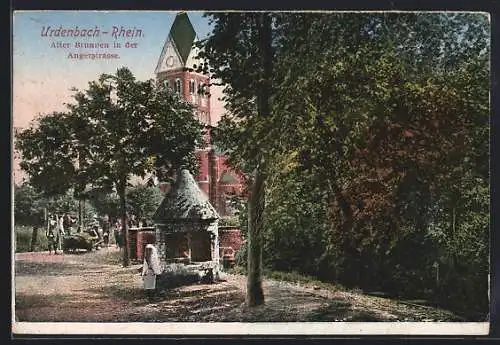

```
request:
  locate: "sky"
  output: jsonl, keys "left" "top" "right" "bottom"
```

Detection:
{"left": 12, "top": 11, "right": 225, "bottom": 184}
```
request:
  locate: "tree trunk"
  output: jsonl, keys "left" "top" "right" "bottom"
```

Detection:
{"left": 76, "top": 148, "right": 85, "bottom": 233}
{"left": 78, "top": 199, "right": 83, "bottom": 233}
{"left": 327, "top": 180, "right": 354, "bottom": 235}
{"left": 209, "top": 148, "right": 218, "bottom": 212}
{"left": 30, "top": 227, "right": 38, "bottom": 252}
{"left": 245, "top": 12, "right": 273, "bottom": 308}
{"left": 247, "top": 164, "right": 266, "bottom": 307}
{"left": 82, "top": 199, "right": 86, "bottom": 228}
{"left": 118, "top": 178, "right": 130, "bottom": 267}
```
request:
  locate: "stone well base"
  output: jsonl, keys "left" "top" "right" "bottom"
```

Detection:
{"left": 156, "top": 262, "right": 219, "bottom": 289}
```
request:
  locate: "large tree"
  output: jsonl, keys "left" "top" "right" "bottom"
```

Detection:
{"left": 264, "top": 12, "right": 489, "bottom": 312}
{"left": 197, "top": 13, "right": 277, "bottom": 306}
{"left": 199, "top": 11, "right": 489, "bottom": 314}
{"left": 15, "top": 109, "right": 95, "bottom": 229}
{"left": 16, "top": 67, "right": 204, "bottom": 266}
{"left": 65, "top": 67, "right": 203, "bottom": 266}
{"left": 15, "top": 112, "right": 77, "bottom": 197}
{"left": 272, "top": 11, "right": 489, "bottom": 266}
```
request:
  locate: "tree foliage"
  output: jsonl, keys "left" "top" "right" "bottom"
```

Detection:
{"left": 15, "top": 112, "right": 76, "bottom": 197}
{"left": 14, "top": 183, "right": 46, "bottom": 226}
{"left": 14, "top": 183, "right": 96, "bottom": 226}
{"left": 85, "top": 183, "right": 163, "bottom": 224}
{"left": 205, "top": 12, "right": 489, "bottom": 317}
{"left": 15, "top": 67, "right": 203, "bottom": 266}
{"left": 125, "top": 184, "right": 164, "bottom": 223}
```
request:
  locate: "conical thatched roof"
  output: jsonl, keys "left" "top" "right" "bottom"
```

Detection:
{"left": 153, "top": 169, "right": 219, "bottom": 223}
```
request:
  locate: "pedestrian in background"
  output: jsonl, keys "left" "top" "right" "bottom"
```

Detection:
{"left": 63, "top": 213, "right": 74, "bottom": 236}
{"left": 57, "top": 214, "right": 65, "bottom": 251}
{"left": 114, "top": 219, "right": 123, "bottom": 249}
{"left": 46, "top": 214, "right": 59, "bottom": 255}
{"left": 102, "top": 214, "right": 110, "bottom": 247}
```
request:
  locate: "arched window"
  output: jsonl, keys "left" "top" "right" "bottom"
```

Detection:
{"left": 174, "top": 78, "right": 182, "bottom": 94}
{"left": 199, "top": 83, "right": 208, "bottom": 106}
{"left": 198, "top": 83, "right": 206, "bottom": 97}
{"left": 189, "top": 79, "right": 196, "bottom": 94}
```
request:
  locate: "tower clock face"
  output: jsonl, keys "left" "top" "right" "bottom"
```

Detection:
{"left": 166, "top": 56, "right": 174, "bottom": 67}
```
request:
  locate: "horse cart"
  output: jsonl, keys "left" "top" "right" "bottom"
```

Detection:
{"left": 62, "top": 232, "right": 102, "bottom": 253}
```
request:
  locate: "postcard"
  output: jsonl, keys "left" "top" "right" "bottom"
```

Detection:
{"left": 12, "top": 10, "right": 491, "bottom": 336}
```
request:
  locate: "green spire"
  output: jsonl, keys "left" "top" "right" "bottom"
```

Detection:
{"left": 170, "top": 12, "right": 197, "bottom": 65}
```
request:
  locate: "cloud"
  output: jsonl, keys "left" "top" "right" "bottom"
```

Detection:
{"left": 13, "top": 72, "right": 89, "bottom": 128}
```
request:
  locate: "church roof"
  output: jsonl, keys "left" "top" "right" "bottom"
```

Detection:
{"left": 153, "top": 169, "right": 219, "bottom": 223}
{"left": 170, "top": 12, "right": 197, "bottom": 65}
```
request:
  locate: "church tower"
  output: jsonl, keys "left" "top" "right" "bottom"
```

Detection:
{"left": 155, "top": 12, "right": 214, "bottom": 201}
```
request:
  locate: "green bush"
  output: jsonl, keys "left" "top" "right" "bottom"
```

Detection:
{"left": 234, "top": 240, "right": 247, "bottom": 267}
{"left": 15, "top": 225, "right": 48, "bottom": 253}
{"left": 264, "top": 269, "right": 346, "bottom": 291}
{"left": 219, "top": 216, "right": 240, "bottom": 227}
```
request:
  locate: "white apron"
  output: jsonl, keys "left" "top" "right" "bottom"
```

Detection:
{"left": 142, "top": 244, "right": 162, "bottom": 290}
{"left": 143, "top": 269, "right": 156, "bottom": 290}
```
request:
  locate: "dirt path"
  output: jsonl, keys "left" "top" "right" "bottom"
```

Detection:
{"left": 14, "top": 248, "right": 463, "bottom": 322}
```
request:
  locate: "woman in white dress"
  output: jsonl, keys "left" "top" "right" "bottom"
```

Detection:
{"left": 57, "top": 214, "right": 65, "bottom": 251}
{"left": 142, "top": 244, "right": 162, "bottom": 295}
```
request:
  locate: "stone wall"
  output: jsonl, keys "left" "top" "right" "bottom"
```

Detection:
{"left": 155, "top": 220, "right": 220, "bottom": 273}
{"left": 207, "top": 220, "right": 220, "bottom": 278}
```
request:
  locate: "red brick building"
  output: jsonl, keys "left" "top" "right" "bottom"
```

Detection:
{"left": 155, "top": 13, "right": 245, "bottom": 217}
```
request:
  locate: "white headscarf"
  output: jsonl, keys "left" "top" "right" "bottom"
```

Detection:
{"left": 142, "top": 244, "right": 162, "bottom": 275}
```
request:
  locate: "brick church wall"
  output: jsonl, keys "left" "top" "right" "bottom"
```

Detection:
{"left": 218, "top": 226, "right": 243, "bottom": 259}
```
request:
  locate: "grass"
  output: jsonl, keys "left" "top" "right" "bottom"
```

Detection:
{"left": 225, "top": 265, "right": 246, "bottom": 275}
{"left": 264, "top": 269, "right": 346, "bottom": 292}
{"left": 16, "top": 293, "right": 72, "bottom": 309}
{"left": 15, "top": 225, "right": 48, "bottom": 253}
{"left": 226, "top": 265, "right": 346, "bottom": 292}
{"left": 83, "top": 248, "right": 125, "bottom": 266}
{"left": 15, "top": 223, "right": 123, "bottom": 256}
